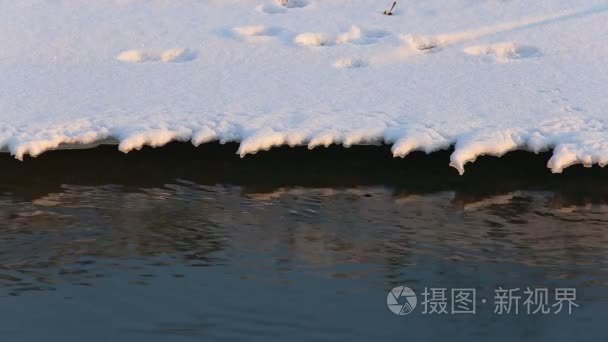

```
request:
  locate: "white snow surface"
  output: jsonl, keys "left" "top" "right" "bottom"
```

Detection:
{"left": 2, "top": 0, "right": 608, "bottom": 173}
{"left": 463, "top": 42, "right": 541, "bottom": 62}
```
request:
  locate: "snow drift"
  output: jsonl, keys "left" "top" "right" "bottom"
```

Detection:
{"left": 1, "top": 0, "right": 608, "bottom": 174}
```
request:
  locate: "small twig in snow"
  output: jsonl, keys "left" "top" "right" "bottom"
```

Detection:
{"left": 383, "top": 1, "right": 397, "bottom": 16}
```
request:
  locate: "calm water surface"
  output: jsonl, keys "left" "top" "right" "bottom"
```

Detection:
{"left": 0, "top": 144, "right": 606, "bottom": 341}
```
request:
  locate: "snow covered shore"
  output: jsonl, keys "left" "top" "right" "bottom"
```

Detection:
{"left": 2, "top": 0, "right": 608, "bottom": 173}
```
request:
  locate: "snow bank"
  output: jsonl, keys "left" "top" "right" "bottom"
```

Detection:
{"left": 2, "top": 0, "right": 608, "bottom": 174}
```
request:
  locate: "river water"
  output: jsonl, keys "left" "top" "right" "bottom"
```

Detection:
{"left": 0, "top": 143, "right": 605, "bottom": 341}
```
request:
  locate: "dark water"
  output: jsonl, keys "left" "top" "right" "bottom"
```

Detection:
{"left": 0, "top": 143, "right": 606, "bottom": 341}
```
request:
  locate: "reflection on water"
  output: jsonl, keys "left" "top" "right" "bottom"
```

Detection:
{"left": 0, "top": 143, "right": 606, "bottom": 341}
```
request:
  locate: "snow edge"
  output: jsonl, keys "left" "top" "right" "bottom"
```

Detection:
{"left": 1, "top": 120, "right": 606, "bottom": 175}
